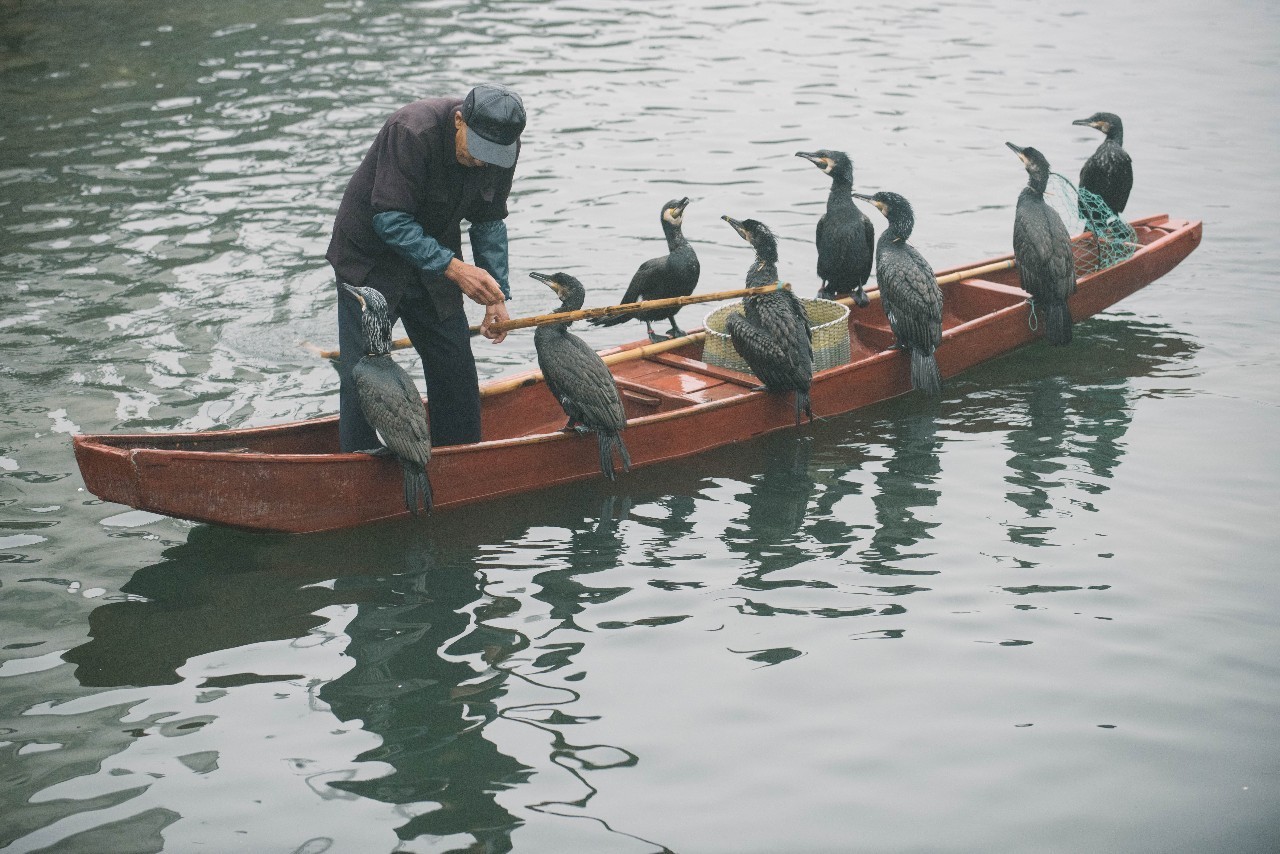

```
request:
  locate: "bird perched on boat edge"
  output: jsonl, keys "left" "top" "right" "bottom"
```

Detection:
{"left": 795, "top": 149, "right": 875, "bottom": 308}
{"left": 851, "top": 191, "right": 943, "bottom": 396}
{"left": 341, "top": 283, "right": 433, "bottom": 514}
{"left": 1007, "top": 142, "right": 1076, "bottom": 346}
{"left": 1073, "top": 111, "right": 1133, "bottom": 222}
{"left": 530, "top": 271, "right": 632, "bottom": 481}
{"left": 590, "top": 197, "right": 700, "bottom": 342}
{"left": 721, "top": 215, "right": 814, "bottom": 423}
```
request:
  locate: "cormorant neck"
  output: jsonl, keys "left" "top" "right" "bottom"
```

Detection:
{"left": 362, "top": 315, "right": 392, "bottom": 357}
{"left": 746, "top": 258, "right": 779, "bottom": 288}
{"left": 1106, "top": 126, "right": 1124, "bottom": 145}
{"left": 662, "top": 218, "right": 687, "bottom": 250}
{"left": 1025, "top": 170, "right": 1049, "bottom": 195}
{"left": 885, "top": 213, "right": 914, "bottom": 243}
{"left": 827, "top": 181, "right": 855, "bottom": 210}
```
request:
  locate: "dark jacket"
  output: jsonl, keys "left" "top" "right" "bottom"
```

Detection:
{"left": 326, "top": 97, "right": 516, "bottom": 317}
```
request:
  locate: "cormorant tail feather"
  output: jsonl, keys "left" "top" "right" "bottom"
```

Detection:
{"left": 794, "top": 390, "right": 814, "bottom": 425}
{"left": 596, "top": 431, "right": 631, "bottom": 481}
{"left": 911, "top": 350, "right": 943, "bottom": 397}
{"left": 1046, "top": 301, "right": 1073, "bottom": 346}
{"left": 401, "top": 462, "right": 433, "bottom": 515}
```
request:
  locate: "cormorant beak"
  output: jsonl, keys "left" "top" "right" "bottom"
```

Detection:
{"left": 1005, "top": 141, "right": 1031, "bottom": 168}
{"left": 796, "top": 151, "right": 830, "bottom": 171}
{"left": 1071, "top": 118, "right": 1092, "bottom": 127}
{"left": 851, "top": 192, "right": 887, "bottom": 217}
{"left": 341, "top": 283, "right": 366, "bottom": 309}
{"left": 528, "top": 271, "right": 563, "bottom": 296}
{"left": 665, "top": 197, "right": 691, "bottom": 223}
{"left": 721, "top": 215, "right": 749, "bottom": 241}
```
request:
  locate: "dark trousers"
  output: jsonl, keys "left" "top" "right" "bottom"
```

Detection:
{"left": 337, "top": 279, "right": 481, "bottom": 451}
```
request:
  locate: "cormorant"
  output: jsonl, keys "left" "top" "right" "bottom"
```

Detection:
{"left": 795, "top": 149, "right": 875, "bottom": 307}
{"left": 851, "top": 191, "right": 943, "bottom": 396}
{"left": 1007, "top": 142, "right": 1076, "bottom": 346}
{"left": 1073, "top": 112, "right": 1132, "bottom": 219}
{"left": 530, "top": 271, "right": 632, "bottom": 480}
{"left": 341, "top": 284, "right": 433, "bottom": 514}
{"left": 721, "top": 215, "right": 814, "bottom": 423}
{"left": 590, "top": 197, "right": 700, "bottom": 342}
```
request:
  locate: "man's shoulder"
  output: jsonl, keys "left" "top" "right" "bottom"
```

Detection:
{"left": 386, "top": 96, "right": 465, "bottom": 136}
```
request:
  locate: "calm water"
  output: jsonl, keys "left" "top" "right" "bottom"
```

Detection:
{"left": 2, "top": 0, "right": 1278, "bottom": 851}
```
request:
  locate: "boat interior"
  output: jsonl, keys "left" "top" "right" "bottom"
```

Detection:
{"left": 83, "top": 221, "right": 1177, "bottom": 455}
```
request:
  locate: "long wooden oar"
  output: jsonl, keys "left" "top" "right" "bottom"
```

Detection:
{"left": 309, "top": 282, "right": 791, "bottom": 360}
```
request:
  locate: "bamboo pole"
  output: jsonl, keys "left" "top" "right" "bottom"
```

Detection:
{"left": 309, "top": 259, "right": 1020, "bottom": 362}
{"left": 310, "top": 282, "right": 791, "bottom": 360}
{"left": 491, "top": 282, "right": 791, "bottom": 334}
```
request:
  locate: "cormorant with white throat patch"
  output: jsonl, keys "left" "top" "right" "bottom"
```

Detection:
{"left": 590, "top": 197, "right": 700, "bottom": 342}
{"left": 852, "top": 191, "right": 943, "bottom": 396}
{"left": 1073, "top": 111, "right": 1132, "bottom": 219}
{"left": 530, "top": 271, "right": 632, "bottom": 480}
{"left": 796, "top": 149, "right": 874, "bottom": 307}
{"left": 342, "top": 284, "right": 433, "bottom": 514}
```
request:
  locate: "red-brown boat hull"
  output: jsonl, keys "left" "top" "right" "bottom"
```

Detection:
{"left": 73, "top": 215, "right": 1202, "bottom": 534}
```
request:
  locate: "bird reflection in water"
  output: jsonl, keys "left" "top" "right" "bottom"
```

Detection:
{"left": 858, "top": 409, "right": 944, "bottom": 577}
{"left": 989, "top": 316, "right": 1198, "bottom": 549}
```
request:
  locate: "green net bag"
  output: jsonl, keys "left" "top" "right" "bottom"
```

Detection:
{"left": 1046, "top": 172, "right": 1138, "bottom": 277}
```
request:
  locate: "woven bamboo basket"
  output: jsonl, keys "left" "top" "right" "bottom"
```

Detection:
{"left": 702, "top": 297, "right": 851, "bottom": 375}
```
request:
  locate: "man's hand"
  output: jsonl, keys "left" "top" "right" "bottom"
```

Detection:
{"left": 445, "top": 257, "right": 505, "bottom": 306}
{"left": 479, "top": 300, "right": 509, "bottom": 343}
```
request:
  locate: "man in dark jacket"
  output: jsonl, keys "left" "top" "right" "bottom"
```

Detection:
{"left": 327, "top": 83, "right": 525, "bottom": 450}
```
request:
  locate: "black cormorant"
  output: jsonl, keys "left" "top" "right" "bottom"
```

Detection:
{"left": 851, "top": 191, "right": 943, "bottom": 396}
{"left": 795, "top": 149, "right": 875, "bottom": 307}
{"left": 1007, "top": 142, "right": 1076, "bottom": 346}
{"left": 342, "top": 284, "right": 433, "bottom": 514}
{"left": 1073, "top": 111, "right": 1132, "bottom": 218}
{"left": 530, "top": 271, "right": 632, "bottom": 480}
{"left": 590, "top": 197, "right": 700, "bottom": 342}
{"left": 721, "top": 215, "right": 814, "bottom": 423}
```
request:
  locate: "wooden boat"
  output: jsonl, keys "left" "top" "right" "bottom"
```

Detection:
{"left": 73, "top": 214, "right": 1201, "bottom": 534}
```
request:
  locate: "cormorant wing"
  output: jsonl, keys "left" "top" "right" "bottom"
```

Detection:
{"left": 727, "top": 309, "right": 810, "bottom": 391}
{"left": 551, "top": 333, "right": 627, "bottom": 430}
{"left": 1013, "top": 198, "right": 1076, "bottom": 302}
{"left": 885, "top": 246, "right": 943, "bottom": 350}
{"left": 1080, "top": 144, "right": 1133, "bottom": 214}
{"left": 353, "top": 358, "right": 432, "bottom": 467}
{"left": 621, "top": 255, "right": 668, "bottom": 303}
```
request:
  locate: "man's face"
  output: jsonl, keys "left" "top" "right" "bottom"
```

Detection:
{"left": 453, "top": 112, "right": 487, "bottom": 168}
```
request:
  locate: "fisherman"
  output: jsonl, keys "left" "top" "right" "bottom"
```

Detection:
{"left": 327, "top": 83, "right": 526, "bottom": 450}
